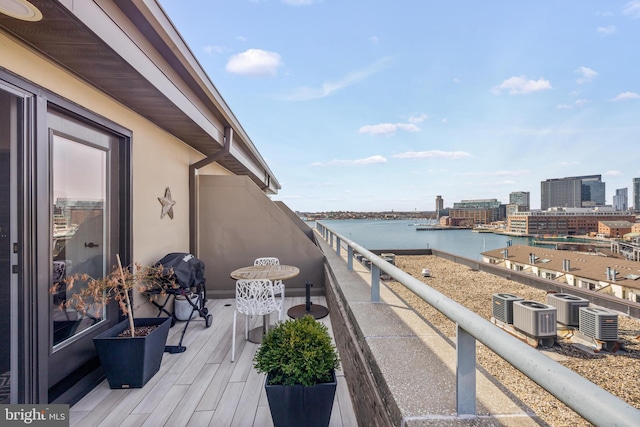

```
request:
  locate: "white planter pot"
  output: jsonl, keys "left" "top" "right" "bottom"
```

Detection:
{"left": 174, "top": 293, "right": 198, "bottom": 321}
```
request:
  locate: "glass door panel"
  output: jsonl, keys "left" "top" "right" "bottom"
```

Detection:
{"left": 51, "top": 135, "right": 107, "bottom": 346}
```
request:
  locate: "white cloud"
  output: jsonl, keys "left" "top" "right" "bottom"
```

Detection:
{"left": 311, "top": 155, "right": 388, "bottom": 167}
{"left": 204, "top": 45, "right": 228, "bottom": 54}
{"left": 285, "top": 57, "right": 392, "bottom": 100}
{"left": 492, "top": 76, "right": 552, "bottom": 95}
{"left": 575, "top": 67, "right": 598, "bottom": 84}
{"left": 556, "top": 99, "right": 591, "bottom": 109}
{"left": 359, "top": 113, "right": 426, "bottom": 135}
{"left": 369, "top": 36, "right": 379, "bottom": 44}
{"left": 596, "top": 25, "right": 617, "bottom": 35}
{"left": 396, "top": 123, "right": 421, "bottom": 132}
{"left": 609, "top": 91, "right": 640, "bottom": 101}
{"left": 441, "top": 118, "right": 448, "bottom": 124}
{"left": 623, "top": 1, "right": 640, "bottom": 18}
{"left": 408, "top": 113, "right": 429, "bottom": 123}
{"left": 358, "top": 123, "right": 396, "bottom": 135}
{"left": 391, "top": 150, "right": 471, "bottom": 160}
{"left": 225, "top": 49, "right": 283, "bottom": 77}
{"left": 359, "top": 122, "right": 420, "bottom": 136}
{"left": 604, "top": 170, "right": 624, "bottom": 176}
{"left": 574, "top": 99, "right": 591, "bottom": 107}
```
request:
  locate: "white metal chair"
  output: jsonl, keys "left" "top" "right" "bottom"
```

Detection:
{"left": 231, "top": 279, "right": 282, "bottom": 362}
{"left": 254, "top": 257, "right": 285, "bottom": 321}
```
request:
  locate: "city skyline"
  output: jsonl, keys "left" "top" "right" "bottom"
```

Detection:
{"left": 159, "top": 0, "right": 640, "bottom": 212}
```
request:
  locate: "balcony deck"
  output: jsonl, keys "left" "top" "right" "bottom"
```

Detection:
{"left": 69, "top": 296, "right": 357, "bottom": 427}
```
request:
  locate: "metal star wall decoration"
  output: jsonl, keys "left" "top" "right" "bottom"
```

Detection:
{"left": 158, "top": 187, "right": 176, "bottom": 219}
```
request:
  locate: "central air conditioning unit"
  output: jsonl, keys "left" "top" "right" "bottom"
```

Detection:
{"left": 579, "top": 307, "right": 618, "bottom": 341}
{"left": 492, "top": 293, "right": 523, "bottom": 324}
{"left": 513, "top": 300, "right": 557, "bottom": 337}
{"left": 546, "top": 293, "right": 589, "bottom": 326}
{"left": 381, "top": 253, "right": 396, "bottom": 265}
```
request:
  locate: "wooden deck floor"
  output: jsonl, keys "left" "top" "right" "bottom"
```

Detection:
{"left": 69, "top": 296, "right": 358, "bottom": 427}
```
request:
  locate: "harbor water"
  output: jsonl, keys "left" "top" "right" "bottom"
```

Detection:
{"left": 316, "top": 219, "right": 533, "bottom": 260}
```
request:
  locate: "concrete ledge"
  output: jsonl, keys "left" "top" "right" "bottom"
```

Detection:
{"left": 319, "top": 231, "right": 540, "bottom": 426}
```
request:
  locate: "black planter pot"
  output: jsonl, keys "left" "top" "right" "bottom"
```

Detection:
{"left": 264, "top": 370, "right": 337, "bottom": 427}
{"left": 93, "top": 317, "right": 171, "bottom": 389}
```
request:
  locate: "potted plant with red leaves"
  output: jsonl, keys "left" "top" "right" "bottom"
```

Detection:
{"left": 53, "top": 255, "right": 176, "bottom": 388}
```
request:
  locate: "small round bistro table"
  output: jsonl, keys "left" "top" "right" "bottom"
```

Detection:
{"left": 230, "top": 264, "right": 300, "bottom": 343}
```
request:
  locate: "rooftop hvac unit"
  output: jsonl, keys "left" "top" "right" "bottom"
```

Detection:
{"left": 546, "top": 293, "right": 589, "bottom": 326}
{"left": 579, "top": 307, "right": 618, "bottom": 341}
{"left": 492, "top": 293, "right": 523, "bottom": 324}
{"left": 381, "top": 253, "right": 396, "bottom": 265}
{"left": 513, "top": 300, "right": 557, "bottom": 338}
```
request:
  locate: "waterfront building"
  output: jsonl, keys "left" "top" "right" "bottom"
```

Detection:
{"left": 541, "top": 175, "right": 606, "bottom": 210}
{"left": 613, "top": 188, "right": 628, "bottom": 211}
{"left": 482, "top": 245, "right": 640, "bottom": 302}
{"left": 598, "top": 221, "right": 634, "bottom": 238}
{"left": 506, "top": 203, "right": 528, "bottom": 218}
{"left": 452, "top": 198, "right": 504, "bottom": 223}
{"left": 507, "top": 207, "right": 636, "bottom": 236}
{"left": 509, "top": 191, "right": 530, "bottom": 210}
{"left": 634, "top": 178, "right": 640, "bottom": 211}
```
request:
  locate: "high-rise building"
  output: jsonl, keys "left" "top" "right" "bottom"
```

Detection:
{"left": 541, "top": 177, "right": 582, "bottom": 210}
{"left": 540, "top": 175, "right": 605, "bottom": 210}
{"left": 634, "top": 178, "right": 640, "bottom": 211}
{"left": 435, "top": 195, "right": 444, "bottom": 215}
{"left": 613, "top": 188, "right": 628, "bottom": 211}
{"left": 509, "top": 191, "right": 530, "bottom": 210}
{"left": 579, "top": 175, "right": 606, "bottom": 206}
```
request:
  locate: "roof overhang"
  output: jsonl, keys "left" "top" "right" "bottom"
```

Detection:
{"left": 0, "top": 0, "right": 280, "bottom": 193}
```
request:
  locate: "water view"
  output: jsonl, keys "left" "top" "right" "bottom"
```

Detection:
{"left": 316, "top": 219, "right": 533, "bottom": 260}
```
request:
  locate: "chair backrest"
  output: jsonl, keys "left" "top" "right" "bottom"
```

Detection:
{"left": 235, "top": 279, "right": 279, "bottom": 316}
{"left": 254, "top": 257, "right": 280, "bottom": 266}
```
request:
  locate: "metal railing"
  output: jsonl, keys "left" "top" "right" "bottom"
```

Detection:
{"left": 317, "top": 221, "right": 640, "bottom": 426}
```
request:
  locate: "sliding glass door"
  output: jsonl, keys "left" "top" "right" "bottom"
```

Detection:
{"left": 46, "top": 109, "right": 124, "bottom": 403}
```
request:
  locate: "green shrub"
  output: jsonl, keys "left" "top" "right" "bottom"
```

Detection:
{"left": 253, "top": 315, "right": 340, "bottom": 386}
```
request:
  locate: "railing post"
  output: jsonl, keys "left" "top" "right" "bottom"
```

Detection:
{"left": 371, "top": 264, "right": 380, "bottom": 302}
{"left": 456, "top": 325, "right": 476, "bottom": 416}
{"left": 329, "top": 232, "right": 334, "bottom": 248}
{"left": 347, "top": 246, "right": 353, "bottom": 270}
{"left": 336, "top": 237, "right": 341, "bottom": 256}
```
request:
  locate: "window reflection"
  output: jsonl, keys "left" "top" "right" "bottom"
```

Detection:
{"left": 51, "top": 135, "right": 106, "bottom": 346}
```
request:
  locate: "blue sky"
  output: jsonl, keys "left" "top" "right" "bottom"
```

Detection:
{"left": 158, "top": 0, "right": 640, "bottom": 212}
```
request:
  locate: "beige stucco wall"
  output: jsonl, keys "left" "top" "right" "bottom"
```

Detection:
{"left": 198, "top": 175, "right": 325, "bottom": 298}
{"left": 1, "top": 33, "right": 233, "bottom": 264}
{"left": 1, "top": 33, "right": 236, "bottom": 315}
